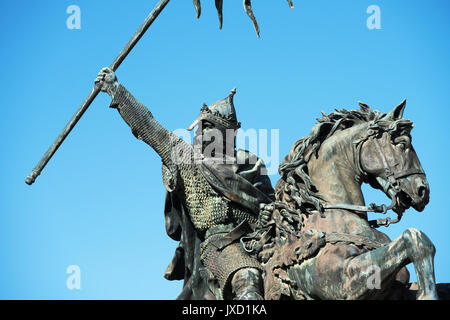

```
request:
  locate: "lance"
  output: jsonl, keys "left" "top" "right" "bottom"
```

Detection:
{"left": 25, "top": 0, "right": 171, "bottom": 185}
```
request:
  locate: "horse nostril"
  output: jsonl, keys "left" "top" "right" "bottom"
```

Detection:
{"left": 418, "top": 186, "right": 427, "bottom": 200}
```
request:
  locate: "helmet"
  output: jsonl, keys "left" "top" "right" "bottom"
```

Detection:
{"left": 187, "top": 88, "right": 241, "bottom": 131}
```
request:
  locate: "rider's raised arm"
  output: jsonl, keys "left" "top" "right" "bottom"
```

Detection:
{"left": 95, "top": 67, "right": 191, "bottom": 167}
{"left": 112, "top": 84, "right": 191, "bottom": 167}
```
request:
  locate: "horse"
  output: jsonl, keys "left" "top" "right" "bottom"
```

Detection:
{"left": 252, "top": 100, "right": 438, "bottom": 300}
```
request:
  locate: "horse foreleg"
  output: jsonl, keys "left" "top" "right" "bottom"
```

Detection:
{"left": 344, "top": 228, "right": 437, "bottom": 300}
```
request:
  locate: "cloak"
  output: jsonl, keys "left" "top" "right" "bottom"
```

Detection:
{"left": 162, "top": 150, "right": 274, "bottom": 299}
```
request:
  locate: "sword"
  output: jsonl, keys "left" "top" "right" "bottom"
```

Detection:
{"left": 25, "top": 0, "right": 171, "bottom": 185}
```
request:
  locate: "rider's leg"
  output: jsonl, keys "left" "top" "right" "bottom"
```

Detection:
{"left": 231, "top": 267, "right": 264, "bottom": 300}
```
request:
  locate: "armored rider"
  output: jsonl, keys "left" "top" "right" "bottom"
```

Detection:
{"left": 95, "top": 67, "right": 275, "bottom": 300}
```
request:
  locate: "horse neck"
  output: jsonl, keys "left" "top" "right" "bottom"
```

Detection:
{"left": 307, "top": 123, "right": 368, "bottom": 206}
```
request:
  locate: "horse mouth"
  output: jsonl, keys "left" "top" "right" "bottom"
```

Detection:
{"left": 395, "top": 190, "right": 413, "bottom": 212}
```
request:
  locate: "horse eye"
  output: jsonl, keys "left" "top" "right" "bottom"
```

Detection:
{"left": 394, "top": 135, "right": 411, "bottom": 150}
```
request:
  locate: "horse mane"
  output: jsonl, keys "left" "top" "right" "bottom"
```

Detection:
{"left": 275, "top": 103, "right": 391, "bottom": 224}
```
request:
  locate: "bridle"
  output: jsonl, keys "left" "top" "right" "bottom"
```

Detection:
{"left": 323, "top": 127, "right": 425, "bottom": 228}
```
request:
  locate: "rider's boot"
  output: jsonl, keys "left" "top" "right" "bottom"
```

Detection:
{"left": 231, "top": 267, "right": 264, "bottom": 300}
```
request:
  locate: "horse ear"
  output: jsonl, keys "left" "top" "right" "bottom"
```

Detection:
{"left": 386, "top": 99, "right": 406, "bottom": 120}
{"left": 358, "top": 101, "right": 371, "bottom": 113}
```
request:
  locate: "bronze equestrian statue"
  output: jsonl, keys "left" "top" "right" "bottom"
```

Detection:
{"left": 25, "top": 1, "right": 448, "bottom": 300}
{"left": 96, "top": 64, "right": 445, "bottom": 299}
{"left": 95, "top": 67, "right": 275, "bottom": 300}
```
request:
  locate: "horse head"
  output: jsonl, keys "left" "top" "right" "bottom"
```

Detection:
{"left": 262, "top": 101, "right": 437, "bottom": 301}
{"left": 357, "top": 100, "right": 429, "bottom": 214}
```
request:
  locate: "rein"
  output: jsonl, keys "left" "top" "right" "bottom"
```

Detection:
{"left": 323, "top": 199, "right": 398, "bottom": 228}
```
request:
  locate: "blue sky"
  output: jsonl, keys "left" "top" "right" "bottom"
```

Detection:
{"left": 1, "top": 0, "right": 449, "bottom": 299}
